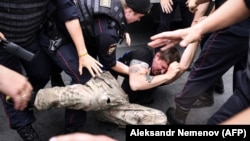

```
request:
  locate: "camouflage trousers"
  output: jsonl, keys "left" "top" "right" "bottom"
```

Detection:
{"left": 34, "top": 71, "right": 167, "bottom": 126}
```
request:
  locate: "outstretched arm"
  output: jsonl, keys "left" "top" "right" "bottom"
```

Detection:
{"left": 148, "top": 0, "right": 250, "bottom": 49}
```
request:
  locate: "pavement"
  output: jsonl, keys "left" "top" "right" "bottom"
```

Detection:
{"left": 0, "top": 14, "right": 233, "bottom": 141}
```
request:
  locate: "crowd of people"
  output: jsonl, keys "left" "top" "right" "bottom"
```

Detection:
{"left": 1, "top": 0, "right": 250, "bottom": 141}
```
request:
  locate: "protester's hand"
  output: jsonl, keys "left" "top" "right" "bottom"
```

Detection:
{"left": 0, "top": 65, "right": 33, "bottom": 110}
{"left": 160, "top": 0, "right": 173, "bottom": 13}
{"left": 78, "top": 54, "right": 103, "bottom": 77}
{"left": 165, "top": 61, "right": 180, "bottom": 78}
{"left": 49, "top": 133, "right": 117, "bottom": 141}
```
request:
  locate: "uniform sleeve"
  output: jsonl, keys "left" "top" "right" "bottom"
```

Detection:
{"left": 96, "top": 34, "right": 118, "bottom": 69}
{"left": 55, "top": 0, "right": 79, "bottom": 22}
{"left": 94, "top": 16, "right": 119, "bottom": 69}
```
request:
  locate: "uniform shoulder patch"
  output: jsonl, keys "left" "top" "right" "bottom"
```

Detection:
{"left": 108, "top": 43, "right": 117, "bottom": 55}
{"left": 100, "top": 0, "right": 111, "bottom": 8}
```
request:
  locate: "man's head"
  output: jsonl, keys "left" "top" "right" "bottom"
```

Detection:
{"left": 122, "top": 0, "right": 152, "bottom": 23}
{"left": 151, "top": 47, "right": 180, "bottom": 75}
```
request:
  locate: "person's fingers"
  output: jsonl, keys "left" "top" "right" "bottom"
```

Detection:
{"left": 96, "top": 61, "right": 103, "bottom": 68}
{"left": 12, "top": 97, "right": 24, "bottom": 110}
{"left": 24, "top": 82, "right": 33, "bottom": 100}
{"left": 161, "top": 5, "right": 165, "bottom": 13}
{"left": 87, "top": 67, "right": 95, "bottom": 77}
{"left": 79, "top": 65, "right": 83, "bottom": 75}
{"left": 92, "top": 65, "right": 102, "bottom": 76}
{"left": 0, "top": 32, "right": 6, "bottom": 40}
{"left": 49, "top": 133, "right": 117, "bottom": 141}
{"left": 169, "top": 0, "right": 173, "bottom": 5}
{"left": 12, "top": 82, "right": 32, "bottom": 110}
{"left": 148, "top": 39, "right": 168, "bottom": 48}
{"left": 12, "top": 93, "right": 28, "bottom": 110}
{"left": 90, "top": 61, "right": 103, "bottom": 76}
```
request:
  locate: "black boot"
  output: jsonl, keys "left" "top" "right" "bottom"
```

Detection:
{"left": 17, "top": 124, "right": 41, "bottom": 141}
{"left": 166, "top": 105, "right": 190, "bottom": 125}
{"left": 192, "top": 87, "right": 214, "bottom": 108}
{"left": 214, "top": 77, "right": 224, "bottom": 94}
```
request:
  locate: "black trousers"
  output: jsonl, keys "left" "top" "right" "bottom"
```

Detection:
{"left": 0, "top": 39, "right": 51, "bottom": 130}
{"left": 175, "top": 28, "right": 248, "bottom": 110}
{"left": 208, "top": 69, "right": 250, "bottom": 124}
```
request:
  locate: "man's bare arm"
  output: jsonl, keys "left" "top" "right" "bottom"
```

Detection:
{"left": 129, "top": 59, "right": 180, "bottom": 91}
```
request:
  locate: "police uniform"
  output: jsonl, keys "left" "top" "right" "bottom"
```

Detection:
{"left": 167, "top": 0, "right": 250, "bottom": 124}
{"left": 207, "top": 0, "right": 250, "bottom": 124}
{"left": 39, "top": 0, "right": 152, "bottom": 132}
{"left": 39, "top": 0, "right": 89, "bottom": 133}
{"left": 157, "top": 0, "right": 194, "bottom": 32}
{"left": 246, "top": 0, "right": 250, "bottom": 80}
{"left": 0, "top": 0, "right": 51, "bottom": 131}
{"left": 0, "top": 0, "right": 81, "bottom": 140}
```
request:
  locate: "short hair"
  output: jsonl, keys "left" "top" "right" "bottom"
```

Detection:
{"left": 158, "top": 47, "right": 180, "bottom": 64}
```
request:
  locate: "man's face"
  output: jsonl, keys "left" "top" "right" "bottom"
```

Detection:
{"left": 124, "top": 8, "right": 145, "bottom": 24}
{"left": 151, "top": 53, "right": 169, "bottom": 75}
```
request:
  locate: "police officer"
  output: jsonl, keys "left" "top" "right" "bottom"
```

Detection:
{"left": 39, "top": 0, "right": 152, "bottom": 133}
{"left": 157, "top": 0, "right": 194, "bottom": 32}
{"left": 77, "top": 0, "right": 153, "bottom": 76}
{"left": 0, "top": 0, "right": 98, "bottom": 140}
{"left": 148, "top": 0, "right": 250, "bottom": 125}
{"left": 0, "top": 1, "right": 50, "bottom": 140}
{"left": 150, "top": 0, "right": 250, "bottom": 125}
{"left": 169, "top": 0, "right": 250, "bottom": 124}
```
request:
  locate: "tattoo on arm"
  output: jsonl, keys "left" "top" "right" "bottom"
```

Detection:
{"left": 130, "top": 59, "right": 149, "bottom": 73}
{"left": 145, "top": 75, "right": 153, "bottom": 83}
{"left": 130, "top": 59, "right": 153, "bottom": 83}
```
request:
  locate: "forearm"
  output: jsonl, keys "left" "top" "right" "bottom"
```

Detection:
{"left": 195, "top": 0, "right": 250, "bottom": 35}
{"left": 175, "top": 41, "right": 199, "bottom": 78}
{"left": 220, "top": 107, "right": 250, "bottom": 125}
{"left": 111, "top": 61, "right": 129, "bottom": 75}
{"left": 191, "top": 2, "right": 210, "bottom": 26}
{"left": 65, "top": 19, "right": 88, "bottom": 56}
{"left": 129, "top": 73, "right": 173, "bottom": 91}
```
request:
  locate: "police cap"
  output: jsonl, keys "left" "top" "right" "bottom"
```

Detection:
{"left": 125, "top": 0, "right": 152, "bottom": 14}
